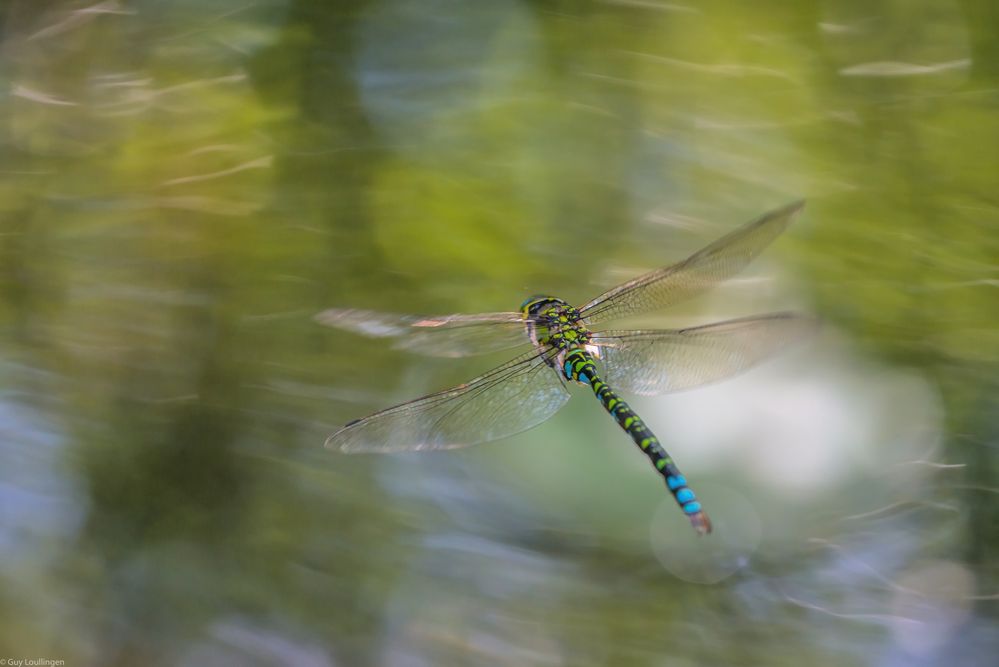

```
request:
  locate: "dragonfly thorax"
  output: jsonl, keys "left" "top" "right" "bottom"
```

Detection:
{"left": 520, "top": 296, "right": 593, "bottom": 365}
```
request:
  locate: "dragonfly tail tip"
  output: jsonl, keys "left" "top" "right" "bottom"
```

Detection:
{"left": 691, "top": 511, "right": 713, "bottom": 536}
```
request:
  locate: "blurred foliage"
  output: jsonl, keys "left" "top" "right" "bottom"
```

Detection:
{"left": 0, "top": 0, "right": 996, "bottom": 665}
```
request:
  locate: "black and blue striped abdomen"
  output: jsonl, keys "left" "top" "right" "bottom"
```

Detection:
{"left": 562, "top": 348, "right": 712, "bottom": 535}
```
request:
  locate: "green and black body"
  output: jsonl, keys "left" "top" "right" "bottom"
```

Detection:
{"left": 319, "top": 200, "right": 813, "bottom": 535}
{"left": 524, "top": 297, "right": 711, "bottom": 534}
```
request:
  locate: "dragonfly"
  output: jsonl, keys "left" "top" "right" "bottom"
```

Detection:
{"left": 318, "top": 200, "right": 814, "bottom": 535}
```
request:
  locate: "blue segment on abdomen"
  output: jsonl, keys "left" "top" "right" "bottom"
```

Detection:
{"left": 682, "top": 501, "right": 702, "bottom": 514}
{"left": 666, "top": 475, "right": 686, "bottom": 490}
{"left": 676, "top": 488, "right": 696, "bottom": 504}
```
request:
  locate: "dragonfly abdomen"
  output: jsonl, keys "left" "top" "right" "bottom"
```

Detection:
{"left": 562, "top": 349, "right": 712, "bottom": 535}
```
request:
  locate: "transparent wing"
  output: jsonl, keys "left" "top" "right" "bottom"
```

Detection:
{"left": 591, "top": 312, "right": 817, "bottom": 396}
{"left": 579, "top": 200, "right": 805, "bottom": 324}
{"left": 327, "top": 350, "right": 571, "bottom": 453}
{"left": 315, "top": 308, "right": 528, "bottom": 357}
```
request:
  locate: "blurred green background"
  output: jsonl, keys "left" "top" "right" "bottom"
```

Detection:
{"left": 0, "top": 1, "right": 997, "bottom": 665}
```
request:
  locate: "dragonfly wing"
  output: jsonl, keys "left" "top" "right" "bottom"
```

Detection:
{"left": 579, "top": 200, "right": 805, "bottom": 324}
{"left": 591, "top": 313, "right": 817, "bottom": 396}
{"left": 315, "top": 308, "right": 527, "bottom": 357}
{"left": 328, "top": 350, "right": 571, "bottom": 453}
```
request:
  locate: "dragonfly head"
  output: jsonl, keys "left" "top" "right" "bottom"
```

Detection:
{"left": 520, "top": 295, "right": 568, "bottom": 318}
{"left": 521, "top": 295, "right": 588, "bottom": 353}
